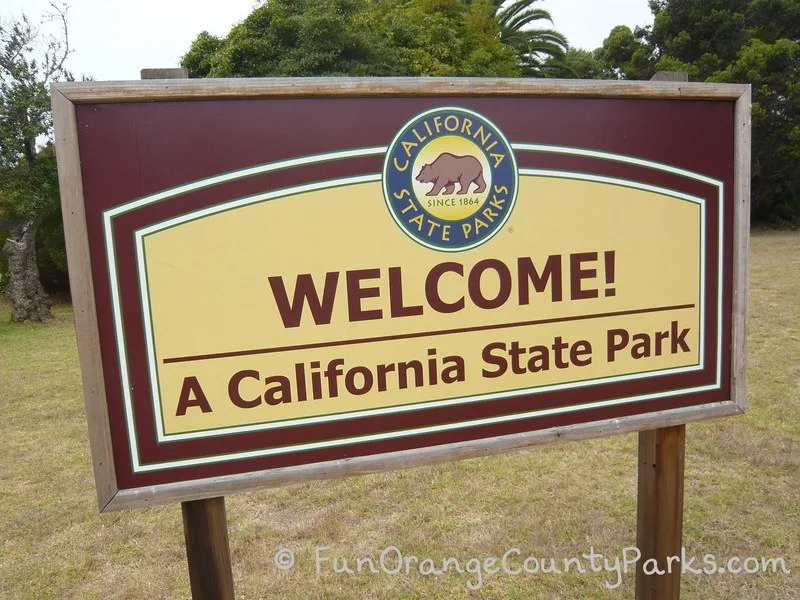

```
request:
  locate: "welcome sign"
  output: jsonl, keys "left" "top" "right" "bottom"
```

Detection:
{"left": 52, "top": 79, "right": 750, "bottom": 510}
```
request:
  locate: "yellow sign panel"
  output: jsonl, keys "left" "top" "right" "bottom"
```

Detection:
{"left": 141, "top": 174, "right": 702, "bottom": 438}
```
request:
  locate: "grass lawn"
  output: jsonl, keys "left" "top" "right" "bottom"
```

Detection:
{"left": 1, "top": 230, "right": 798, "bottom": 599}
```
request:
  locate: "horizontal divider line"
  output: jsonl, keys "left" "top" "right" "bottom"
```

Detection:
{"left": 163, "top": 303, "right": 696, "bottom": 365}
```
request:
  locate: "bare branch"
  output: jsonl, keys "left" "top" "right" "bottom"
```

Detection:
{"left": 42, "top": 3, "right": 71, "bottom": 81}
{"left": 0, "top": 4, "right": 71, "bottom": 82}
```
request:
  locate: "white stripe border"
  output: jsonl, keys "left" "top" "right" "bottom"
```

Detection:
{"left": 100, "top": 144, "right": 724, "bottom": 473}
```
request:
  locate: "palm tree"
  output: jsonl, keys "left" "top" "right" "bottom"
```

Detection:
{"left": 491, "top": 0, "right": 570, "bottom": 76}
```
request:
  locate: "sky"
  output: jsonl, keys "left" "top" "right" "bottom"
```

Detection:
{"left": 4, "top": 0, "right": 654, "bottom": 81}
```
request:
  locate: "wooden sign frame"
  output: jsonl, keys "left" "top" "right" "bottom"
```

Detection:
{"left": 52, "top": 78, "right": 750, "bottom": 512}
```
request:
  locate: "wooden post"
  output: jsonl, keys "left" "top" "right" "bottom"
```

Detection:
{"left": 141, "top": 67, "right": 188, "bottom": 79}
{"left": 182, "top": 497, "right": 236, "bottom": 600}
{"left": 650, "top": 71, "right": 689, "bottom": 82}
{"left": 635, "top": 425, "right": 686, "bottom": 599}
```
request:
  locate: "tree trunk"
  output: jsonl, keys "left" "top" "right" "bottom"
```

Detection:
{"left": 2, "top": 220, "right": 53, "bottom": 322}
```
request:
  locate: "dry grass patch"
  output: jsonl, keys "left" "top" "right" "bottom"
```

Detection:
{"left": 1, "top": 230, "right": 798, "bottom": 598}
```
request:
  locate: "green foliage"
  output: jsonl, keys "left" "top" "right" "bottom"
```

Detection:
{"left": 35, "top": 207, "right": 68, "bottom": 291}
{"left": 184, "top": 0, "right": 388, "bottom": 77}
{"left": 714, "top": 38, "right": 800, "bottom": 222}
{"left": 384, "top": 0, "right": 521, "bottom": 77}
{"left": 594, "top": 0, "right": 800, "bottom": 223}
{"left": 649, "top": 0, "right": 750, "bottom": 78}
{"left": 0, "top": 8, "right": 70, "bottom": 294}
{"left": 0, "top": 144, "right": 60, "bottom": 222}
{"left": 595, "top": 25, "right": 656, "bottom": 80}
{"left": 545, "top": 48, "right": 606, "bottom": 79}
{"left": 183, "top": 0, "right": 522, "bottom": 78}
{"left": 492, "top": 0, "right": 569, "bottom": 76}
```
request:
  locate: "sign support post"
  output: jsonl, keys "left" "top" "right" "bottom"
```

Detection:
{"left": 635, "top": 424, "right": 686, "bottom": 599}
{"left": 181, "top": 497, "right": 235, "bottom": 600}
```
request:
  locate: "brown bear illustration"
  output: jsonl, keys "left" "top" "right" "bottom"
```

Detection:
{"left": 415, "top": 153, "right": 487, "bottom": 196}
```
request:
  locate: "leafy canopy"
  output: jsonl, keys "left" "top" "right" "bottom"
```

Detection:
{"left": 183, "top": 0, "right": 521, "bottom": 78}
{"left": 0, "top": 6, "right": 70, "bottom": 221}
{"left": 490, "top": 0, "right": 569, "bottom": 76}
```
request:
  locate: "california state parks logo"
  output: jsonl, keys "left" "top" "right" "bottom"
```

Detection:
{"left": 383, "top": 107, "right": 518, "bottom": 252}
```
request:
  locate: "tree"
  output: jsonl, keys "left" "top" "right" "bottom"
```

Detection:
{"left": 370, "top": 0, "right": 520, "bottom": 77}
{"left": 545, "top": 48, "right": 607, "bottom": 79}
{"left": 183, "top": 0, "right": 520, "bottom": 78}
{"left": 595, "top": 25, "right": 655, "bottom": 80}
{"left": 0, "top": 5, "right": 70, "bottom": 321}
{"left": 490, "top": 0, "right": 569, "bottom": 76}
{"left": 713, "top": 38, "right": 799, "bottom": 221}
{"left": 595, "top": 0, "right": 800, "bottom": 223}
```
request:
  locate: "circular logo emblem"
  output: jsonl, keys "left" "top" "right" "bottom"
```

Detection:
{"left": 383, "top": 107, "right": 518, "bottom": 252}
